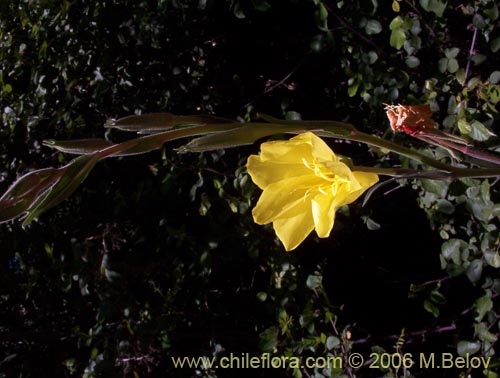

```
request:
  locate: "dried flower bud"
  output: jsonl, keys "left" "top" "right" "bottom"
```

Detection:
{"left": 384, "top": 104, "right": 437, "bottom": 135}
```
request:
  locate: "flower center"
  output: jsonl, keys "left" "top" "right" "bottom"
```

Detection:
{"left": 302, "top": 158, "right": 352, "bottom": 197}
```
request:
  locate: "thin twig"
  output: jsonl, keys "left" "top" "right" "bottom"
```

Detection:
{"left": 330, "top": 317, "right": 355, "bottom": 378}
{"left": 351, "top": 324, "right": 457, "bottom": 345}
{"left": 312, "top": 287, "right": 355, "bottom": 378}
{"left": 463, "top": 26, "right": 478, "bottom": 86}
{"left": 263, "top": 63, "right": 302, "bottom": 94}
{"left": 325, "top": 5, "right": 381, "bottom": 53}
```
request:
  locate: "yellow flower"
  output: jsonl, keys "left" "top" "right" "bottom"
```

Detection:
{"left": 247, "top": 132, "right": 379, "bottom": 251}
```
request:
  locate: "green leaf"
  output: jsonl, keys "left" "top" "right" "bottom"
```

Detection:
{"left": 421, "top": 178, "right": 448, "bottom": 196}
{"left": 424, "top": 299, "right": 439, "bottom": 317}
{"left": 484, "top": 251, "right": 500, "bottom": 268}
{"left": 326, "top": 336, "right": 340, "bottom": 350}
{"left": 22, "top": 155, "right": 100, "bottom": 227}
{"left": 484, "top": 4, "right": 499, "bottom": 21}
{"left": 419, "top": 0, "right": 430, "bottom": 11}
{"left": 441, "top": 239, "right": 463, "bottom": 264}
{"left": 467, "top": 76, "right": 482, "bottom": 90}
{"left": 348, "top": 79, "right": 360, "bottom": 97}
{"left": 43, "top": 139, "right": 114, "bottom": 155}
{"left": 315, "top": 2, "right": 329, "bottom": 31}
{"left": 0, "top": 354, "right": 17, "bottom": 366}
{"left": 389, "top": 16, "right": 404, "bottom": 30}
{"left": 0, "top": 168, "right": 61, "bottom": 224}
{"left": 489, "top": 71, "right": 500, "bottom": 85}
{"left": 405, "top": 56, "right": 420, "bottom": 68}
{"left": 474, "top": 295, "right": 493, "bottom": 322}
{"left": 438, "top": 58, "right": 448, "bottom": 73}
{"left": 455, "top": 68, "right": 466, "bottom": 85}
{"left": 392, "top": 0, "right": 400, "bottom": 12}
{"left": 472, "top": 13, "right": 486, "bottom": 29}
{"left": 466, "top": 259, "right": 483, "bottom": 283}
{"left": 430, "top": 289, "right": 447, "bottom": 304}
{"left": 457, "top": 118, "right": 471, "bottom": 134}
{"left": 472, "top": 54, "right": 486, "bottom": 66}
{"left": 457, "top": 341, "right": 480, "bottom": 357}
{"left": 390, "top": 29, "right": 406, "bottom": 49}
{"left": 447, "top": 95, "right": 457, "bottom": 114}
{"left": 259, "top": 327, "right": 279, "bottom": 352}
{"left": 179, "top": 123, "right": 309, "bottom": 152}
{"left": 491, "top": 37, "right": 500, "bottom": 53}
{"left": 105, "top": 123, "right": 241, "bottom": 156}
{"left": 365, "top": 19, "right": 382, "bottom": 35}
{"left": 310, "top": 34, "right": 324, "bottom": 53}
{"left": 469, "top": 120, "right": 495, "bottom": 141}
{"left": 447, "top": 58, "right": 459, "bottom": 73}
{"left": 420, "top": 0, "right": 446, "bottom": 17}
{"left": 436, "top": 199, "right": 454, "bottom": 214}
{"left": 285, "top": 111, "right": 302, "bottom": 121}
{"left": 475, "top": 323, "right": 498, "bottom": 343}
{"left": 444, "top": 47, "right": 459, "bottom": 59}
{"left": 466, "top": 199, "right": 493, "bottom": 222}
{"left": 232, "top": 1, "right": 246, "bottom": 19}
{"left": 482, "top": 84, "right": 500, "bottom": 104}
{"left": 306, "top": 274, "right": 323, "bottom": 290}
{"left": 252, "top": 0, "right": 271, "bottom": 12}
{"left": 365, "top": 217, "right": 381, "bottom": 230}
{"left": 107, "top": 113, "right": 232, "bottom": 133}
{"left": 256, "top": 292, "right": 268, "bottom": 302}
{"left": 367, "top": 51, "right": 378, "bottom": 64}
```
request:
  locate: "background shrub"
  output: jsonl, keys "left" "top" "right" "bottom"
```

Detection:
{"left": 0, "top": 1, "right": 499, "bottom": 377}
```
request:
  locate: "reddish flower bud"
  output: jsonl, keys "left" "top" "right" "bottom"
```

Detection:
{"left": 384, "top": 104, "right": 437, "bottom": 135}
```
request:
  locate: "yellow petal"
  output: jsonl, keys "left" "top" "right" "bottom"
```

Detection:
{"left": 252, "top": 175, "right": 322, "bottom": 224}
{"left": 305, "top": 132, "right": 338, "bottom": 162}
{"left": 311, "top": 192, "right": 336, "bottom": 238}
{"left": 273, "top": 209, "right": 315, "bottom": 251}
{"left": 246, "top": 131, "right": 380, "bottom": 252}
{"left": 259, "top": 132, "right": 336, "bottom": 163}
{"left": 247, "top": 132, "right": 338, "bottom": 188}
{"left": 247, "top": 155, "right": 310, "bottom": 189}
{"left": 336, "top": 171, "right": 379, "bottom": 206}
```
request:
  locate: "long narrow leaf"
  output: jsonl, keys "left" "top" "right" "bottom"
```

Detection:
{"left": 22, "top": 155, "right": 99, "bottom": 227}
{"left": 106, "top": 113, "right": 233, "bottom": 133}
{"left": 2, "top": 118, "right": 326, "bottom": 225}
{"left": 0, "top": 168, "right": 61, "bottom": 223}
{"left": 95, "top": 123, "right": 243, "bottom": 158}
{"left": 177, "top": 123, "right": 312, "bottom": 152}
{"left": 43, "top": 139, "right": 114, "bottom": 154}
{"left": 5, "top": 123, "right": 240, "bottom": 224}
{"left": 258, "top": 113, "right": 355, "bottom": 132}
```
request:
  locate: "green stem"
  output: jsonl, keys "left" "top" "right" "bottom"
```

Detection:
{"left": 352, "top": 166, "right": 500, "bottom": 180}
{"left": 319, "top": 126, "right": 458, "bottom": 172}
{"left": 416, "top": 134, "right": 500, "bottom": 166}
{"left": 263, "top": 117, "right": 500, "bottom": 179}
{"left": 257, "top": 116, "right": 459, "bottom": 171}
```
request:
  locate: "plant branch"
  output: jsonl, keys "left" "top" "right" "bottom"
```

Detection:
{"left": 464, "top": 26, "right": 478, "bottom": 86}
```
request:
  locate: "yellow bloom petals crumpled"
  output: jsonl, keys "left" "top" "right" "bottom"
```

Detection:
{"left": 247, "top": 132, "right": 379, "bottom": 251}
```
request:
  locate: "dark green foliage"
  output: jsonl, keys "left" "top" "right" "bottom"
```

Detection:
{"left": 1, "top": 1, "right": 499, "bottom": 377}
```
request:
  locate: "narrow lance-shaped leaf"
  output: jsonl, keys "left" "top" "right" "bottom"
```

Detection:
{"left": 258, "top": 113, "right": 356, "bottom": 135}
{"left": 178, "top": 123, "right": 314, "bottom": 152}
{"left": 44, "top": 124, "right": 243, "bottom": 158}
{"left": 43, "top": 139, "right": 114, "bottom": 155}
{"left": 22, "top": 154, "right": 100, "bottom": 227}
{"left": 0, "top": 168, "right": 62, "bottom": 223}
{"left": 106, "top": 113, "right": 233, "bottom": 133}
{"left": 2, "top": 123, "right": 241, "bottom": 224}
{"left": 96, "top": 123, "right": 243, "bottom": 158}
